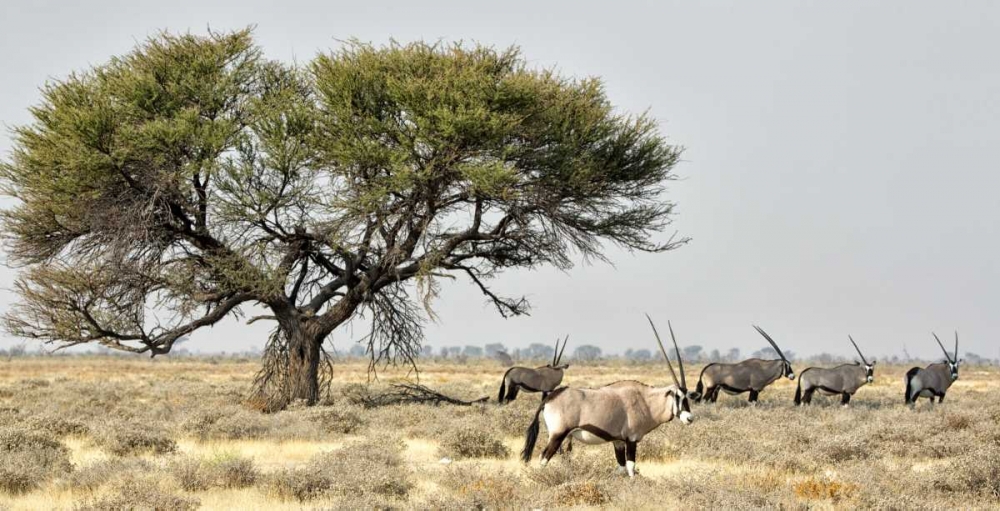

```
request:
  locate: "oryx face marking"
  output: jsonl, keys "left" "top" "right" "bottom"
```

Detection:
{"left": 783, "top": 360, "right": 796, "bottom": 380}
{"left": 671, "top": 389, "right": 694, "bottom": 425}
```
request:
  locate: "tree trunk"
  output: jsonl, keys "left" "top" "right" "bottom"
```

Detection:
{"left": 285, "top": 322, "right": 322, "bottom": 405}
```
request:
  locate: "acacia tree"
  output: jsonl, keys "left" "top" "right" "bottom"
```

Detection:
{"left": 1, "top": 30, "right": 686, "bottom": 408}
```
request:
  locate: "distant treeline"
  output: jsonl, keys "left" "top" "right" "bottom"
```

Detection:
{"left": 2, "top": 341, "right": 997, "bottom": 367}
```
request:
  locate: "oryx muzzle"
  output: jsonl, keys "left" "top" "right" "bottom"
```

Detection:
{"left": 520, "top": 316, "right": 693, "bottom": 478}
{"left": 795, "top": 335, "right": 876, "bottom": 406}
{"left": 497, "top": 335, "right": 569, "bottom": 404}
{"left": 905, "top": 331, "right": 961, "bottom": 405}
{"left": 690, "top": 325, "right": 795, "bottom": 404}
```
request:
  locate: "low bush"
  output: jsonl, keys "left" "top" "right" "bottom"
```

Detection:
{"left": 312, "top": 407, "right": 366, "bottom": 435}
{"left": 267, "top": 439, "right": 411, "bottom": 502}
{"left": 934, "top": 445, "right": 1000, "bottom": 500}
{"left": 0, "top": 428, "right": 73, "bottom": 495}
{"left": 555, "top": 480, "right": 609, "bottom": 506}
{"left": 169, "top": 453, "right": 259, "bottom": 492}
{"left": 62, "top": 458, "right": 155, "bottom": 492}
{"left": 793, "top": 476, "right": 857, "bottom": 502}
{"left": 429, "top": 464, "right": 529, "bottom": 510}
{"left": 73, "top": 478, "right": 200, "bottom": 511}
{"left": 98, "top": 428, "right": 177, "bottom": 457}
{"left": 438, "top": 424, "right": 510, "bottom": 460}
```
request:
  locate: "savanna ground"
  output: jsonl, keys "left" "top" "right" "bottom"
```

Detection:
{"left": 0, "top": 356, "right": 998, "bottom": 510}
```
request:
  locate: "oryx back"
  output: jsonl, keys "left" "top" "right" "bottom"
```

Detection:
{"left": 498, "top": 366, "right": 566, "bottom": 404}
{"left": 796, "top": 364, "right": 872, "bottom": 405}
{"left": 695, "top": 359, "right": 789, "bottom": 402}
{"left": 692, "top": 325, "right": 795, "bottom": 403}
{"left": 905, "top": 363, "right": 954, "bottom": 403}
{"left": 544, "top": 382, "right": 665, "bottom": 446}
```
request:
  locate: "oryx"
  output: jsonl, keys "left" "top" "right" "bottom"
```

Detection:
{"left": 690, "top": 325, "right": 795, "bottom": 404}
{"left": 905, "top": 332, "right": 961, "bottom": 405}
{"left": 795, "top": 336, "right": 876, "bottom": 406}
{"left": 497, "top": 336, "right": 569, "bottom": 404}
{"left": 520, "top": 316, "right": 693, "bottom": 477}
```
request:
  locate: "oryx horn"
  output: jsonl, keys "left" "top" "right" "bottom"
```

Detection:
{"left": 932, "top": 332, "right": 954, "bottom": 363}
{"left": 753, "top": 325, "right": 788, "bottom": 362}
{"left": 645, "top": 314, "right": 681, "bottom": 389}
{"left": 551, "top": 337, "right": 560, "bottom": 366}
{"left": 954, "top": 331, "right": 959, "bottom": 362}
{"left": 848, "top": 335, "right": 868, "bottom": 366}
{"left": 668, "top": 320, "right": 687, "bottom": 389}
{"left": 556, "top": 335, "right": 569, "bottom": 365}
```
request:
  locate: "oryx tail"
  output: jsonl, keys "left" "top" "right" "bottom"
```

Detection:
{"left": 794, "top": 369, "right": 806, "bottom": 405}
{"left": 904, "top": 366, "right": 920, "bottom": 404}
{"left": 691, "top": 363, "right": 716, "bottom": 402}
{"left": 521, "top": 395, "right": 548, "bottom": 462}
{"left": 498, "top": 367, "right": 512, "bottom": 403}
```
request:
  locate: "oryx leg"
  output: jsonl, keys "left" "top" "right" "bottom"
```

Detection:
{"left": 938, "top": 393, "right": 945, "bottom": 403}
{"left": 504, "top": 383, "right": 521, "bottom": 403}
{"left": 613, "top": 441, "right": 626, "bottom": 474}
{"left": 803, "top": 388, "right": 815, "bottom": 405}
{"left": 540, "top": 430, "right": 569, "bottom": 465}
{"left": 625, "top": 440, "right": 638, "bottom": 477}
{"left": 748, "top": 390, "right": 760, "bottom": 403}
{"left": 841, "top": 392, "right": 851, "bottom": 406}
{"left": 707, "top": 386, "right": 720, "bottom": 403}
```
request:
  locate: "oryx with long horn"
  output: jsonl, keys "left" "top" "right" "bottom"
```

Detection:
{"left": 497, "top": 336, "right": 569, "bottom": 404}
{"left": 520, "top": 316, "right": 693, "bottom": 477}
{"left": 795, "top": 336, "right": 876, "bottom": 406}
{"left": 690, "top": 325, "right": 795, "bottom": 404}
{"left": 904, "top": 332, "right": 961, "bottom": 405}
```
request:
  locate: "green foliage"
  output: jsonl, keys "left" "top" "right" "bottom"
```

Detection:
{"left": 1, "top": 30, "right": 684, "bottom": 391}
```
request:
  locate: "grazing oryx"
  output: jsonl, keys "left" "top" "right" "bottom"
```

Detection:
{"left": 690, "top": 325, "right": 795, "bottom": 404}
{"left": 795, "top": 336, "right": 876, "bottom": 406}
{"left": 520, "top": 316, "right": 693, "bottom": 477}
{"left": 905, "top": 332, "right": 961, "bottom": 405}
{"left": 497, "top": 336, "right": 569, "bottom": 404}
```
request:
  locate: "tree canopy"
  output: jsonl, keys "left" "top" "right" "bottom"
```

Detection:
{"left": 1, "top": 29, "right": 686, "bottom": 407}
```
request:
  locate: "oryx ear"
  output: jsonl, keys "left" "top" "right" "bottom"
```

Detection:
{"left": 854, "top": 359, "right": 861, "bottom": 365}
{"left": 871, "top": 359, "right": 877, "bottom": 365}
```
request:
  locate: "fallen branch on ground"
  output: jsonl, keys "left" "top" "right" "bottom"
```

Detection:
{"left": 345, "top": 383, "right": 489, "bottom": 408}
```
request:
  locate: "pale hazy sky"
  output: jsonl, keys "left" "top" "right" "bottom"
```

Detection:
{"left": 1, "top": 1, "right": 997, "bottom": 361}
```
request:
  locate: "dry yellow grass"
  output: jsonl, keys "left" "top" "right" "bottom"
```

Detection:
{"left": 1, "top": 356, "right": 998, "bottom": 509}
